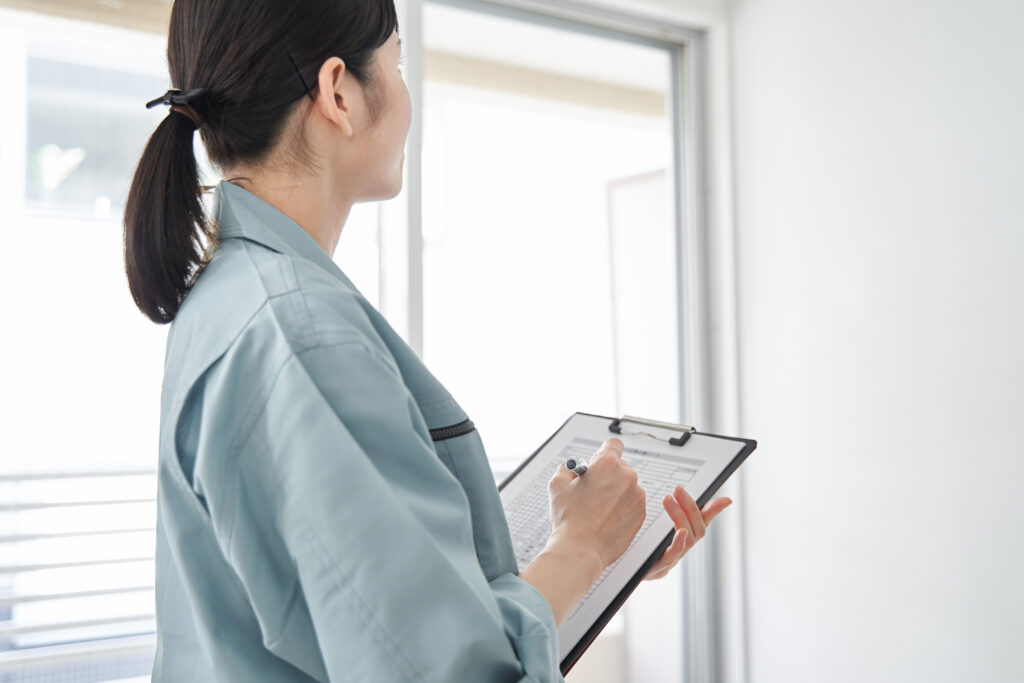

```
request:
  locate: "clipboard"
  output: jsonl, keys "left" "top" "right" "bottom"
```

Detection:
{"left": 498, "top": 412, "right": 757, "bottom": 675}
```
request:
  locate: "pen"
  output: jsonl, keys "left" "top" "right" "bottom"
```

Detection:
{"left": 565, "top": 457, "right": 588, "bottom": 476}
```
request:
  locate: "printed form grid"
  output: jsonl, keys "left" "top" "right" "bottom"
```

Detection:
{"left": 504, "top": 438, "right": 703, "bottom": 621}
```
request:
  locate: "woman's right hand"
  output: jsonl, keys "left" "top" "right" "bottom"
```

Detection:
{"left": 545, "top": 437, "right": 647, "bottom": 571}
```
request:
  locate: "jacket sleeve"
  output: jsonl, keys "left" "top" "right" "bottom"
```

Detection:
{"left": 234, "top": 339, "right": 563, "bottom": 682}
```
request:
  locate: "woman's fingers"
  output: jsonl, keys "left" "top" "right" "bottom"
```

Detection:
{"left": 644, "top": 527, "right": 688, "bottom": 580}
{"left": 591, "top": 437, "right": 624, "bottom": 466}
{"left": 548, "top": 457, "right": 578, "bottom": 494}
{"left": 673, "top": 485, "right": 707, "bottom": 540}
{"left": 670, "top": 525, "right": 691, "bottom": 556}
{"left": 644, "top": 494, "right": 695, "bottom": 580}
{"left": 668, "top": 489, "right": 732, "bottom": 538}
{"left": 664, "top": 492, "right": 694, "bottom": 537}
{"left": 645, "top": 490, "right": 734, "bottom": 582}
{"left": 700, "top": 497, "right": 733, "bottom": 525}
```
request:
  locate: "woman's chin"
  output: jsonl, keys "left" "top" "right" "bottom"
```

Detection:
{"left": 385, "top": 172, "right": 404, "bottom": 199}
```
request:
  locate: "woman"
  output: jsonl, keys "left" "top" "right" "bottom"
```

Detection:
{"left": 124, "top": 0, "right": 732, "bottom": 680}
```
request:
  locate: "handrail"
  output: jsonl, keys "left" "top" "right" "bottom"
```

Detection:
{"left": 0, "top": 499, "right": 155, "bottom": 512}
{"left": 0, "top": 557, "right": 153, "bottom": 574}
{"left": 0, "top": 633, "right": 156, "bottom": 672}
{"left": 0, "top": 471, "right": 155, "bottom": 482}
{"left": 0, "top": 585, "right": 154, "bottom": 609}
{"left": 0, "top": 527, "right": 155, "bottom": 544}
{"left": 0, "top": 614, "right": 155, "bottom": 639}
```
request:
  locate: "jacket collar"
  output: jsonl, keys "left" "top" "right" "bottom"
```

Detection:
{"left": 211, "top": 179, "right": 358, "bottom": 291}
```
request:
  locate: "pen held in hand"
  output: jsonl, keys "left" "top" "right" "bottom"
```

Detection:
{"left": 565, "top": 458, "right": 589, "bottom": 477}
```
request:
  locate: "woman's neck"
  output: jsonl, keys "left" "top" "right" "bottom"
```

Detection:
{"left": 222, "top": 166, "right": 353, "bottom": 258}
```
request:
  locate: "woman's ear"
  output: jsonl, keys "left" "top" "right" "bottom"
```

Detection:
{"left": 315, "top": 57, "right": 355, "bottom": 137}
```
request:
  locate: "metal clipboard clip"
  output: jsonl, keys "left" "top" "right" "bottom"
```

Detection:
{"left": 608, "top": 415, "right": 696, "bottom": 447}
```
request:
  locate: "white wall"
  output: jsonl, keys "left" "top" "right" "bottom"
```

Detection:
{"left": 728, "top": 0, "right": 1024, "bottom": 681}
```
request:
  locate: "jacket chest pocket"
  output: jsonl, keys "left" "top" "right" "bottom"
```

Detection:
{"left": 424, "top": 409, "right": 519, "bottom": 581}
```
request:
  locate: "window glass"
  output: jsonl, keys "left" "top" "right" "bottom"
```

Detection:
{"left": 421, "top": 4, "right": 679, "bottom": 474}
{"left": 0, "top": 12, "right": 383, "bottom": 679}
{"left": 1, "top": 2, "right": 688, "bottom": 680}
{"left": 25, "top": 58, "right": 167, "bottom": 215}
{"left": 1, "top": 12, "right": 168, "bottom": 681}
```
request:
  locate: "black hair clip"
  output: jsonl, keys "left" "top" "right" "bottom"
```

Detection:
{"left": 285, "top": 49, "right": 316, "bottom": 102}
{"left": 145, "top": 88, "right": 208, "bottom": 109}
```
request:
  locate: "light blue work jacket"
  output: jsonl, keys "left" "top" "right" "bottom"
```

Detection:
{"left": 153, "top": 180, "right": 562, "bottom": 682}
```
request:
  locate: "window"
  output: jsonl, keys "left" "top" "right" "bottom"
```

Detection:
{"left": 1, "top": 1, "right": 711, "bottom": 681}
{"left": 0, "top": 9, "right": 169, "bottom": 682}
{"left": 420, "top": 1, "right": 678, "bottom": 472}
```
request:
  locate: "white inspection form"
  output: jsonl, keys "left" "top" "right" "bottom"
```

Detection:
{"left": 498, "top": 412, "right": 756, "bottom": 672}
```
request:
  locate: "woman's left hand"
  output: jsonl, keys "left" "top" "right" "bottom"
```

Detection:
{"left": 642, "top": 485, "right": 732, "bottom": 581}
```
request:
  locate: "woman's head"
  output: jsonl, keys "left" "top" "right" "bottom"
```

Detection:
{"left": 124, "top": 0, "right": 402, "bottom": 324}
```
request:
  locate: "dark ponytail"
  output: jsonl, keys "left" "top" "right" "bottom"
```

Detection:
{"left": 124, "top": 0, "right": 399, "bottom": 323}
{"left": 124, "top": 109, "right": 210, "bottom": 323}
